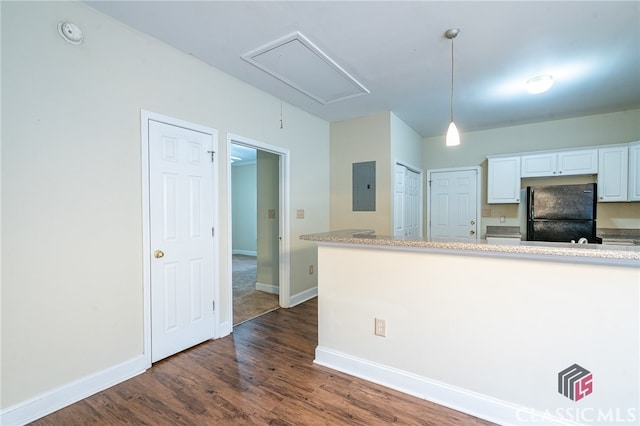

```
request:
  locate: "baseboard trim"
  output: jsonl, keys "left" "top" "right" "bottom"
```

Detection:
{"left": 314, "top": 347, "right": 577, "bottom": 426}
{"left": 0, "top": 355, "right": 148, "bottom": 426}
{"left": 255, "top": 282, "right": 279, "bottom": 295}
{"left": 232, "top": 250, "right": 256, "bottom": 256}
{"left": 288, "top": 286, "right": 317, "bottom": 307}
{"left": 218, "top": 319, "right": 233, "bottom": 338}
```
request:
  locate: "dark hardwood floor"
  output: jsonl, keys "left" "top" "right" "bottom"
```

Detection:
{"left": 30, "top": 298, "right": 494, "bottom": 425}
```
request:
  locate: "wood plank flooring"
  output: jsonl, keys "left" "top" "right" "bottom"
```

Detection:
{"left": 30, "top": 298, "right": 495, "bottom": 425}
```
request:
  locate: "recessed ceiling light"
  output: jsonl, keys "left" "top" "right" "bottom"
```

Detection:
{"left": 526, "top": 75, "right": 553, "bottom": 94}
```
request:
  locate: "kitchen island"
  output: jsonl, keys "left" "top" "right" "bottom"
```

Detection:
{"left": 301, "top": 230, "right": 639, "bottom": 426}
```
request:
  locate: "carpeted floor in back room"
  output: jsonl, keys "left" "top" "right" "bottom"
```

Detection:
{"left": 232, "top": 254, "right": 279, "bottom": 325}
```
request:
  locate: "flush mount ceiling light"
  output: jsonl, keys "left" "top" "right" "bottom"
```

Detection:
{"left": 526, "top": 74, "right": 554, "bottom": 94}
{"left": 445, "top": 28, "right": 460, "bottom": 147}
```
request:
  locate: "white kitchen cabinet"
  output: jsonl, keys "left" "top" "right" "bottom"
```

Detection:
{"left": 521, "top": 152, "right": 556, "bottom": 177}
{"left": 521, "top": 149, "right": 597, "bottom": 178}
{"left": 628, "top": 142, "right": 640, "bottom": 201}
{"left": 487, "top": 156, "right": 521, "bottom": 203}
{"left": 557, "top": 149, "right": 598, "bottom": 175}
{"left": 597, "top": 145, "right": 628, "bottom": 202}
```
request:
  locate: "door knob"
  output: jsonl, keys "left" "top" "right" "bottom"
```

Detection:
{"left": 154, "top": 250, "right": 165, "bottom": 259}
{"left": 470, "top": 230, "right": 476, "bottom": 235}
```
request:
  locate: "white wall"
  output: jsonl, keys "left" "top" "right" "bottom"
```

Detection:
{"left": 390, "top": 112, "right": 423, "bottom": 170}
{"left": 316, "top": 244, "right": 639, "bottom": 425}
{"left": 1, "top": 0, "right": 329, "bottom": 415}
{"left": 231, "top": 163, "right": 257, "bottom": 254}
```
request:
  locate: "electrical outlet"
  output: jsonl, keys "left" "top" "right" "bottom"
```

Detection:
{"left": 309, "top": 265, "right": 314, "bottom": 274}
{"left": 374, "top": 318, "right": 386, "bottom": 337}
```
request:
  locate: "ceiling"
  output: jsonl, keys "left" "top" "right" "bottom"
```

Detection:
{"left": 86, "top": 1, "right": 640, "bottom": 138}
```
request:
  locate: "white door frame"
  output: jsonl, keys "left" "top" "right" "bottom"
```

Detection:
{"left": 426, "top": 166, "right": 482, "bottom": 240}
{"left": 227, "top": 133, "right": 291, "bottom": 314}
{"left": 392, "top": 160, "right": 424, "bottom": 238}
{"left": 141, "top": 110, "right": 220, "bottom": 367}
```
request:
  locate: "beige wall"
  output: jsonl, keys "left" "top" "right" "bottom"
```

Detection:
{"left": 317, "top": 244, "right": 639, "bottom": 424}
{"left": 1, "top": 0, "right": 329, "bottom": 411}
{"left": 329, "top": 112, "right": 424, "bottom": 236}
{"left": 330, "top": 112, "right": 392, "bottom": 234}
{"left": 423, "top": 109, "right": 640, "bottom": 233}
{"left": 256, "top": 151, "right": 279, "bottom": 288}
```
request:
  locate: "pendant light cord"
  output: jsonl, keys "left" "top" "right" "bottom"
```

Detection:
{"left": 450, "top": 37, "right": 455, "bottom": 123}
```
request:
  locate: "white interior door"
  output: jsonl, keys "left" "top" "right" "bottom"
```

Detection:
{"left": 394, "top": 164, "right": 421, "bottom": 238}
{"left": 429, "top": 168, "right": 479, "bottom": 241}
{"left": 405, "top": 168, "right": 420, "bottom": 238}
{"left": 394, "top": 164, "right": 407, "bottom": 237}
{"left": 149, "top": 119, "right": 215, "bottom": 362}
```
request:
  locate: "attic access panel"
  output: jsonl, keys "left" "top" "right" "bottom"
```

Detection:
{"left": 353, "top": 161, "right": 376, "bottom": 212}
{"left": 242, "top": 32, "right": 369, "bottom": 104}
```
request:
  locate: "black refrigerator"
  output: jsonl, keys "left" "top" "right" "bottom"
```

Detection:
{"left": 526, "top": 183, "right": 600, "bottom": 243}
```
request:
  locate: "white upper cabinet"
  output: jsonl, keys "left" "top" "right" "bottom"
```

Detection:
{"left": 521, "top": 152, "right": 556, "bottom": 177}
{"left": 628, "top": 142, "right": 640, "bottom": 201}
{"left": 597, "top": 146, "right": 628, "bottom": 202}
{"left": 487, "top": 156, "right": 521, "bottom": 204}
{"left": 521, "top": 149, "right": 597, "bottom": 178}
{"left": 487, "top": 143, "right": 638, "bottom": 205}
{"left": 557, "top": 149, "right": 598, "bottom": 175}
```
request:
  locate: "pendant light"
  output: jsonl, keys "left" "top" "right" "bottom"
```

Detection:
{"left": 445, "top": 28, "right": 460, "bottom": 147}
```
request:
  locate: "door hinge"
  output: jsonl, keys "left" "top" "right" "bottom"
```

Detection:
{"left": 212, "top": 300, "right": 215, "bottom": 312}
{"left": 207, "top": 150, "right": 215, "bottom": 162}
{"left": 212, "top": 227, "right": 215, "bottom": 237}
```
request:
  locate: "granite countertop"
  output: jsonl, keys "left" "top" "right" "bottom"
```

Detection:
{"left": 597, "top": 228, "right": 640, "bottom": 245}
{"left": 301, "top": 229, "right": 640, "bottom": 266}
{"left": 486, "top": 226, "right": 521, "bottom": 238}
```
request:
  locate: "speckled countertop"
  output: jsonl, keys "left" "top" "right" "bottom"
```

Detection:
{"left": 598, "top": 228, "right": 640, "bottom": 245}
{"left": 301, "top": 229, "right": 640, "bottom": 267}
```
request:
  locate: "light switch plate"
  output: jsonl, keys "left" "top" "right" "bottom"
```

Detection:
{"left": 297, "top": 209, "right": 304, "bottom": 219}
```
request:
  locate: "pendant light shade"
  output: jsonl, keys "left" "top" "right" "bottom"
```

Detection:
{"left": 446, "top": 121, "right": 460, "bottom": 147}
{"left": 445, "top": 28, "right": 460, "bottom": 147}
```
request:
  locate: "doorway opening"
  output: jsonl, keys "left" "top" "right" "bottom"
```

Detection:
{"left": 228, "top": 134, "right": 290, "bottom": 326}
